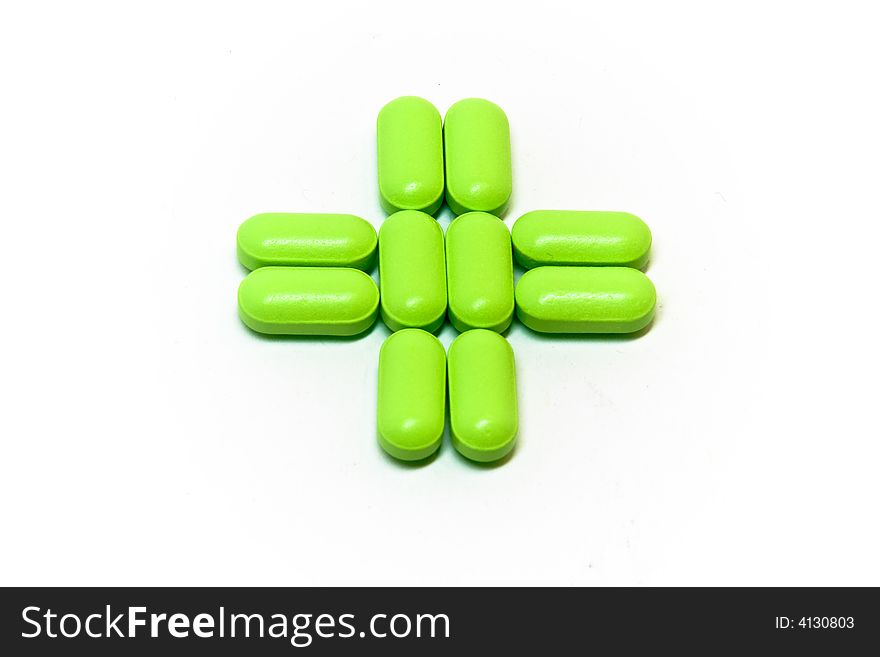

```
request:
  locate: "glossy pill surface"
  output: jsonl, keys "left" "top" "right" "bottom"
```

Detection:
{"left": 379, "top": 210, "right": 447, "bottom": 332}
{"left": 445, "top": 212, "right": 514, "bottom": 333}
{"left": 515, "top": 266, "right": 656, "bottom": 334}
{"left": 444, "top": 99, "right": 512, "bottom": 216}
{"left": 377, "top": 97, "right": 445, "bottom": 215}
{"left": 377, "top": 329, "right": 446, "bottom": 461}
{"left": 512, "top": 210, "right": 652, "bottom": 269}
{"left": 238, "top": 267, "right": 378, "bottom": 336}
{"left": 448, "top": 330, "right": 518, "bottom": 462}
{"left": 237, "top": 213, "right": 377, "bottom": 271}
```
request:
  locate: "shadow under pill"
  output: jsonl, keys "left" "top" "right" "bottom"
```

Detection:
{"left": 376, "top": 438, "right": 442, "bottom": 469}
{"left": 236, "top": 315, "right": 387, "bottom": 344}
{"left": 451, "top": 442, "right": 517, "bottom": 469}
{"left": 507, "top": 315, "right": 657, "bottom": 342}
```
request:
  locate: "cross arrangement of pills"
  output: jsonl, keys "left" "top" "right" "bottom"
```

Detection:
{"left": 236, "top": 97, "right": 656, "bottom": 464}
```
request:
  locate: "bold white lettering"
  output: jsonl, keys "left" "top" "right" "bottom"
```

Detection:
{"left": 167, "top": 613, "right": 190, "bottom": 638}
{"left": 128, "top": 606, "right": 147, "bottom": 637}
{"left": 193, "top": 613, "right": 214, "bottom": 638}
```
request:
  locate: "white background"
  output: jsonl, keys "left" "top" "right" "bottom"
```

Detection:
{"left": 1, "top": 1, "right": 878, "bottom": 586}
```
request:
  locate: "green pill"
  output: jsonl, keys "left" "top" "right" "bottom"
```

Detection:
{"left": 238, "top": 266, "right": 379, "bottom": 336}
{"left": 377, "top": 96, "right": 444, "bottom": 215}
{"left": 512, "top": 210, "right": 652, "bottom": 269}
{"left": 448, "top": 330, "right": 518, "bottom": 463}
{"left": 515, "top": 266, "right": 656, "bottom": 334}
{"left": 444, "top": 98, "right": 512, "bottom": 216}
{"left": 236, "top": 213, "right": 377, "bottom": 271}
{"left": 379, "top": 210, "right": 447, "bottom": 332}
{"left": 377, "top": 329, "right": 446, "bottom": 461}
{"left": 445, "top": 212, "right": 514, "bottom": 333}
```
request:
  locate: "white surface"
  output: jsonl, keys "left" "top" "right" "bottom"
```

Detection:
{"left": 1, "top": 1, "right": 878, "bottom": 586}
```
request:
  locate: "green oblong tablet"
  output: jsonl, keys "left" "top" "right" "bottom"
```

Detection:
{"left": 515, "top": 266, "right": 656, "bottom": 334}
{"left": 377, "top": 329, "right": 446, "bottom": 461}
{"left": 238, "top": 267, "right": 379, "bottom": 336}
{"left": 444, "top": 98, "right": 512, "bottom": 216}
{"left": 377, "top": 97, "right": 444, "bottom": 215}
{"left": 446, "top": 212, "right": 514, "bottom": 333}
{"left": 448, "top": 330, "right": 518, "bottom": 462}
{"left": 379, "top": 210, "right": 447, "bottom": 332}
{"left": 512, "top": 210, "right": 652, "bottom": 269}
{"left": 236, "top": 213, "right": 377, "bottom": 271}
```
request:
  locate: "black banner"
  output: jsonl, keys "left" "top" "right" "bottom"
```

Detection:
{"left": 1, "top": 587, "right": 876, "bottom": 654}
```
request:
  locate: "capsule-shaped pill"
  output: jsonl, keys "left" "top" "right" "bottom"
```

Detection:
{"left": 444, "top": 99, "right": 512, "bottom": 216}
{"left": 238, "top": 267, "right": 379, "bottom": 336}
{"left": 377, "top": 97, "right": 445, "bottom": 215}
{"left": 236, "top": 213, "right": 377, "bottom": 271}
{"left": 448, "top": 330, "right": 518, "bottom": 462}
{"left": 445, "top": 212, "right": 514, "bottom": 333}
{"left": 512, "top": 210, "right": 652, "bottom": 269}
{"left": 377, "top": 329, "right": 446, "bottom": 461}
{"left": 515, "top": 266, "right": 656, "bottom": 334}
{"left": 379, "top": 210, "right": 447, "bottom": 332}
